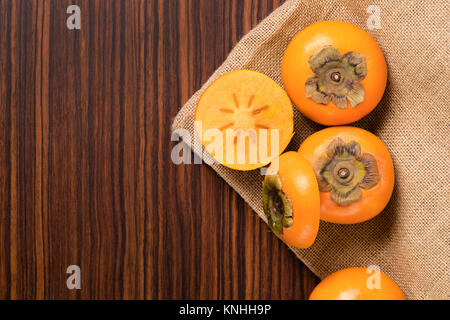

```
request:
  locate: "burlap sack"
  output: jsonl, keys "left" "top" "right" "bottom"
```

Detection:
{"left": 172, "top": 0, "right": 449, "bottom": 299}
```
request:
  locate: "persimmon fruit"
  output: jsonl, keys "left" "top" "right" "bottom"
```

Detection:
{"left": 298, "top": 126, "right": 394, "bottom": 224}
{"left": 194, "top": 70, "right": 294, "bottom": 171}
{"left": 262, "top": 152, "right": 320, "bottom": 248}
{"left": 309, "top": 267, "right": 406, "bottom": 300}
{"left": 282, "top": 21, "right": 387, "bottom": 125}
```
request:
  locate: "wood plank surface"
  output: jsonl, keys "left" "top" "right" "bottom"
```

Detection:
{"left": 0, "top": 0, "right": 319, "bottom": 300}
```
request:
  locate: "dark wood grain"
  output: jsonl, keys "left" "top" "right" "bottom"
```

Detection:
{"left": 0, "top": 0, "right": 319, "bottom": 300}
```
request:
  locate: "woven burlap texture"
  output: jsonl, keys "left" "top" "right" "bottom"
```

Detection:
{"left": 172, "top": 0, "right": 450, "bottom": 299}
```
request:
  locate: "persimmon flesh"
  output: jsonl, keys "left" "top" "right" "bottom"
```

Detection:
{"left": 195, "top": 70, "right": 294, "bottom": 171}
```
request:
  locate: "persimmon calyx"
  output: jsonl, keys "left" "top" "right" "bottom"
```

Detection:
{"left": 305, "top": 46, "right": 367, "bottom": 109}
{"left": 314, "top": 138, "right": 380, "bottom": 206}
{"left": 262, "top": 174, "right": 293, "bottom": 235}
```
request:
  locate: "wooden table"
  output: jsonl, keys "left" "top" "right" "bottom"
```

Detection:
{"left": 0, "top": 0, "right": 319, "bottom": 299}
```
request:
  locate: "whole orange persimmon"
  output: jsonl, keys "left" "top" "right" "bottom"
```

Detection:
{"left": 309, "top": 267, "right": 406, "bottom": 300}
{"left": 282, "top": 21, "right": 387, "bottom": 125}
{"left": 298, "top": 126, "right": 394, "bottom": 224}
{"left": 262, "top": 152, "right": 320, "bottom": 248}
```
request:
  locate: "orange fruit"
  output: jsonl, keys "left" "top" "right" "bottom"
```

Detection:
{"left": 263, "top": 152, "right": 320, "bottom": 248}
{"left": 282, "top": 21, "right": 387, "bottom": 125}
{"left": 194, "top": 70, "right": 294, "bottom": 171}
{"left": 298, "top": 126, "right": 394, "bottom": 224}
{"left": 309, "top": 267, "right": 406, "bottom": 300}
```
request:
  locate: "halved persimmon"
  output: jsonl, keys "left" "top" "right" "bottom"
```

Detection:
{"left": 298, "top": 127, "right": 394, "bottom": 224}
{"left": 282, "top": 21, "right": 387, "bottom": 125}
{"left": 263, "top": 152, "right": 320, "bottom": 248}
{"left": 309, "top": 267, "right": 406, "bottom": 300}
{"left": 194, "top": 70, "right": 294, "bottom": 171}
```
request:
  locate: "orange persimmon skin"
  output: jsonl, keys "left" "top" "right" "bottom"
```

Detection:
{"left": 298, "top": 127, "right": 394, "bottom": 224}
{"left": 309, "top": 267, "right": 406, "bottom": 300}
{"left": 266, "top": 152, "right": 320, "bottom": 248}
{"left": 282, "top": 21, "right": 387, "bottom": 125}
